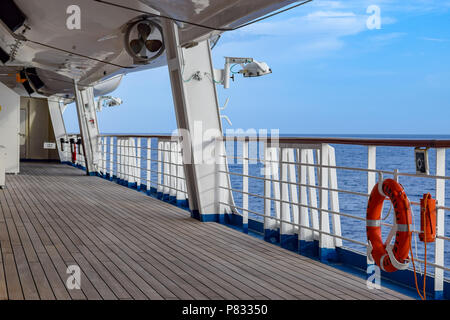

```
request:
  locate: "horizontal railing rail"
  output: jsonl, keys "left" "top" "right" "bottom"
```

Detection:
{"left": 64, "top": 133, "right": 449, "bottom": 298}
{"left": 217, "top": 136, "right": 449, "bottom": 298}
{"left": 95, "top": 135, "right": 189, "bottom": 208}
{"left": 219, "top": 136, "right": 450, "bottom": 148}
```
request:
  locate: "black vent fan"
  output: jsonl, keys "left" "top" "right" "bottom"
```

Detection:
{"left": 0, "top": 0, "right": 26, "bottom": 32}
{"left": 124, "top": 19, "right": 164, "bottom": 64}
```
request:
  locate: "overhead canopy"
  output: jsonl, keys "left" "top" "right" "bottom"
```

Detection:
{"left": 0, "top": 0, "right": 301, "bottom": 96}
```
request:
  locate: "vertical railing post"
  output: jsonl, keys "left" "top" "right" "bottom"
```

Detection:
{"left": 163, "top": 141, "right": 170, "bottom": 200}
{"left": 146, "top": 138, "right": 152, "bottom": 195}
{"left": 101, "top": 137, "right": 106, "bottom": 176}
{"left": 109, "top": 137, "right": 113, "bottom": 180}
{"left": 170, "top": 141, "right": 177, "bottom": 203}
{"left": 157, "top": 140, "right": 163, "bottom": 198}
{"left": 306, "top": 149, "right": 320, "bottom": 242}
{"left": 136, "top": 138, "right": 141, "bottom": 190}
{"left": 328, "top": 146, "right": 342, "bottom": 248}
{"left": 298, "top": 149, "right": 313, "bottom": 256}
{"left": 242, "top": 139, "right": 249, "bottom": 233}
{"left": 176, "top": 140, "right": 187, "bottom": 208}
{"left": 319, "top": 143, "right": 335, "bottom": 262}
{"left": 264, "top": 146, "right": 278, "bottom": 243}
{"left": 117, "top": 139, "right": 122, "bottom": 183}
{"left": 125, "top": 138, "right": 130, "bottom": 186}
{"left": 280, "top": 148, "right": 296, "bottom": 251}
{"left": 366, "top": 145, "right": 377, "bottom": 284}
{"left": 434, "top": 148, "right": 446, "bottom": 300}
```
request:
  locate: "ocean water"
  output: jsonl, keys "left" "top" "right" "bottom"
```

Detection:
{"left": 107, "top": 134, "right": 450, "bottom": 279}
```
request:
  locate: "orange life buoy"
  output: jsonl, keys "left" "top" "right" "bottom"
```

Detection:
{"left": 366, "top": 179, "right": 412, "bottom": 272}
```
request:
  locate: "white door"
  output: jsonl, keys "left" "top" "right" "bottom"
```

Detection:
{"left": 20, "top": 108, "right": 27, "bottom": 159}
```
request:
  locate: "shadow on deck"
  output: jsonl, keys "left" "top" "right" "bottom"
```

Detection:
{"left": 0, "top": 162, "right": 412, "bottom": 300}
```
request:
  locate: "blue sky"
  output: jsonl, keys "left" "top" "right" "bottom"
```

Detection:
{"left": 64, "top": 0, "right": 450, "bottom": 135}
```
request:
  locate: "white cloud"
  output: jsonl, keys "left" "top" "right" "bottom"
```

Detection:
{"left": 420, "top": 37, "right": 449, "bottom": 42}
{"left": 370, "top": 32, "right": 406, "bottom": 42}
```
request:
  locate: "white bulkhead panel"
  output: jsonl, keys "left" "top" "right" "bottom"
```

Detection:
{"left": 0, "top": 82, "right": 20, "bottom": 173}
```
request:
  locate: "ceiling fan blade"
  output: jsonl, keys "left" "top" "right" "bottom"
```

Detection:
{"left": 137, "top": 23, "right": 151, "bottom": 39}
{"left": 130, "top": 39, "right": 144, "bottom": 54}
{"left": 145, "top": 39, "right": 163, "bottom": 53}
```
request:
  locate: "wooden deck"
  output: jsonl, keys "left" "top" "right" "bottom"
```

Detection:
{"left": 0, "top": 162, "right": 412, "bottom": 300}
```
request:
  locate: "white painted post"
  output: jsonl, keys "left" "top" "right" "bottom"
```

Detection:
{"left": 130, "top": 138, "right": 137, "bottom": 186}
{"left": 280, "top": 148, "right": 295, "bottom": 250}
{"left": 146, "top": 138, "right": 151, "bottom": 192}
{"left": 328, "top": 146, "right": 342, "bottom": 247}
{"left": 264, "top": 145, "right": 273, "bottom": 233}
{"left": 271, "top": 148, "right": 281, "bottom": 223}
{"left": 299, "top": 149, "right": 313, "bottom": 252}
{"left": 121, "top": 138, "right": 125, "bottom": 182}
{"left": 109, "top": 137, "right": 113, "bottom": 179}
{"left": 366, "top": 145, "right": 377, "bottom": 284}
{"left": 118, "top": 139, "right": 122, "bottom": 181}
{"left": 157, "top": 140, "right": 163, "bottom": 195}
{"left": 242, "top": 140, "right": 249, "bottom": 233}
{"left": 287, "top": 149, "right": 299, "bottom": 228}
{"left": 125, "top": 138, "right": 130, "bottom": 184}
{"left": 137, "top": 138, "right": 141, "bottom": 189}
{"left": 97, "top": 138, "right": 103, "bottom": 175}
{"left": 176, "top": 141, "right": 186, "bottom": 205}
{"left": 164, "top": 141, "right": 171, "bottom": 197}
{"left": 102, "top": 137, "right": 106, "bottom": 176}
{"left": 368, "top": 146, "right": 377, "bottom": 193}
{"left": 434, "top": 148, "right": 446, "bottom": 299}
{"left": 306, "top": 149, "right": 320, "bottom": 239}
{"left": 319, "top": 144, "right": 334, "bottom": 261}
{"left": 280, "top": 148, "right": 292, "bottom": 232}
{"left": 98, "top": 137, "right": 104, "bottom": 175}
{"left": 170, "top": 141, "right": 177, "bottom": 200}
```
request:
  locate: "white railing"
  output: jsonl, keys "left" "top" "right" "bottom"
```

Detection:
{"left": 217, "top": 136, "right": 449, "bottom": 297}
{"left": 66, "top": 133, "right": 449, "bottom": 297}
{"left": 96, "top": 135, "right": 188, "bottom": 206}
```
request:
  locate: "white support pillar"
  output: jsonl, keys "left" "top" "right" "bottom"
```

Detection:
{"left": 157, "top": 140, "right": 163, "bottom": 195}
{"left": 280, "top": 148, "right": 296, "bottom": 251}
{"left": 0, "top": 82, "right": 20, "bottom": 174}
{"left": 98, "top": 137, "right": 103, "bottom": 175}
{"left": 124, "top": 138, "right": 129, "bottom": 184}
{"left": 170, "top": 141, "right": 178, "bottom": 201}
{"left": 163, "top": 141, "right": 170, "bottom": 198}
{"left": 299, "top": 149, "right": 313, "bottom": 254}
{"left": 48, "top": 98, "right": 68, "bottom": 163}
{"left": 366, "top": 146, "right": 377, "bottom": 278}
{"left": 328, "top": 146, "right": 342, "bottom": 248}
{"left": 146, "top": 138, "right": 152, "bottom": 193}
{"left": 73, "top": 82, "right": 100, "bottom": 175}
{"left": 264, "top": 146, "right": 274, "bottom": 234}
{"left": 242, "top": 140, "right": 249, "bottom": 233}
{"left": 176, "top": 141, "right": 187, "bottom": 207}
{"left": 367, "top": 146, "right": 377, "bottom": 193}
{"left": 163, "top": 20, "right": 234, "bottom": 221}
{"left": 306, "top": 149, "right": 320, "bottom": 240}
{"left": 136, "top": 138, "right": 141, "bottom": 189}
{"left": 109, "top": 137, "right": 113, "bottom": 179}
{"left": 118, "top": 139, "right": 123, "bottom": 181}
{"left": 319, "top": 144, "right": 335, "bottom": 262}
{"left": 434, "top": 148, "right": 446, "bottom": 300}
{"left": 264, "top": 147, "right": 280, "bottom": 243}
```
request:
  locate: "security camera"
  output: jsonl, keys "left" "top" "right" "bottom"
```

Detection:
{"left": 218, "top": 57, "right": 272, "bottom": 89}
{"left": 241, "top": 61, "right": 272, "bottom": 78}
{"left": 96, "top": 96, "right": 123, "bottom": 111}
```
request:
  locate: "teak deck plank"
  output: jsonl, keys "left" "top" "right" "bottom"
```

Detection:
{"left": 0, "top": 162, "right": 414, "bottom": 300}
